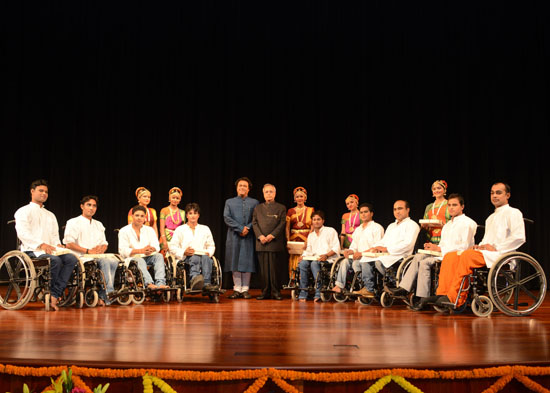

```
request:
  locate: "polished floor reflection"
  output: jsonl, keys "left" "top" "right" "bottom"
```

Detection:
{"left": 0, "top": 291, "right": 548, "bottom": 370}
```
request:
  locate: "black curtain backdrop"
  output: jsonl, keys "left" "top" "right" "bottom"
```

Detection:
{"left": 2, "top": 1, "right": 549, "bottom": 287}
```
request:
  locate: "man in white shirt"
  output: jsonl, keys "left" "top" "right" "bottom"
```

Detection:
{"left": 331, "top": 203, "right": 384, "bottom": 293}
{"left": 118, "top": 205, "right": 167, "bottom": 290}
{"left": 297, "top": 210, "right": 340, "bottom": 301}
{"left": 436, "top": 183, "right": 525, "bottom": 307}
{"left": 388, "top": 194, "right": 477, "bottom": 310}
{"left": 14, "top": 179, "right": 78, "bottom": 311}
{"left": 170, "top": 203, "right": 216, "bottom": 291}
{"left": 353, "top": 200, "right": 420, "bottom": 298}
{"left": 63, "top": 195, "right": 120, "bottom": 306}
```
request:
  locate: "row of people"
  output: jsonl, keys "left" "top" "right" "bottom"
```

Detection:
{"left": 13, "top": 178, "right": 525, "bottom": 313}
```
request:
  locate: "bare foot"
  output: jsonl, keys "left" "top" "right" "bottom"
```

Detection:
{"left": 332, "top": 286, "right": 342, "bottom": 293}
{"left": 313, "top": 297, "right": 320, "bottom": 303}
{"left": 299, "top": 299, "right": 306, "bottom": 302}
{"left": 50, "top": 296, "right": 59, "bottom": 311}
{"left": 147, "top": 283, "right": 158, "bottom": 290}
{"left": 97, "top": 299, "right": 106, "bottom": 307}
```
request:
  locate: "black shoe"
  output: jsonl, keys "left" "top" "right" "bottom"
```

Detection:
{"left": 227, "top": 291, "right": 242, "bottom": 299}
{"left": 190, "top": 274, "right": 204, "bottom": 291}
{"left": 389, "top": 287, "right": 408, "bottom": 297}
{"left": 241, "top": 291, "right": 252, "bottom": 299}
{"left": 256, "top": 295, "right": 270, "bottom": 300}
{"left": 203, "top": 283, "right": 216, "bottom": 292}
{"left": 408, "top": 297, "right": 428, "bottom": 311}
{"left": 272, "top": 293, "right": 283, "bottom": 300}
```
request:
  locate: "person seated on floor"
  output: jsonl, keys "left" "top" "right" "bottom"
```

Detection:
{"left": 331, "top": 203, "right": 384, "bottom": 294}
{"left": 434, "top": 182, "right": 525, "bottom": 308}
{"left": 14, "top": 179, "right": 78, "bottom": 311}
{"left": 353, "top": 200, "right": 420, "bottom": 298}
{"left": 387, "top": 193, "right": 477, "bottom": 310}
{"left": 118, "top": 205, "right": 168, "bottom": 290}
{"left": 64, "top": 195, "right": 120, "bottom": 306}
{"left": 169, "top": 203, "right": 217, "bottom": 291}
{"left": 298, "top": 210, "right": 340, "bottom": 302}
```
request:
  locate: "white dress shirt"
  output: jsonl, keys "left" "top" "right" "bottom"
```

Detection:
{"left": 363, "top": 217, "right": 420, "bottom": 267}
{"left": 169, "top": 223, "right": 216, "bottom": 260}
{"left": 438, "top": 214, "right": 477, "bottom": 257}
{"left": 118, "top": 224, "right": 160, "bottom": 259}
{"left": 14, "top": 202, "right": 61, "bottom": 256}
{"left": 302, "top": 226, "right": 341, "bottom": 262}
{"left": 479, "top": 204, "right": 525, "bottom": 268}
{"left": 63, "top": 215, "right": 108, "bottom": 256}
{"left": 349, "top": 221, "right": 385, "bottom": 254}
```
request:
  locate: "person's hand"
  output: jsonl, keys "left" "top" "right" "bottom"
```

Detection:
{"left": 265, "top": 234, "right": 275, "bottom": 243}
{"left": 143, "top": 245, "right": 156, "bottom": 255}
{"left": 318, "top": 254, "right": 328, "bottom": 262}
{"left": 259, "top": 235, "right": 267, "bottom": 244}
{"left": 39, "top": 243, "right": 56, "bottom": 254}
{"left": 353, "top": 251, "right": 362, "bottom": 260}
{"left": 184, "top": 247, "right": 195, "bottom": 256}
{"left": 240, "top": 227, "right": 249, "bottom": 237}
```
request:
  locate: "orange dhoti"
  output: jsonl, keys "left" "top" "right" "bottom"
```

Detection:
{"left": 436, "top": 249, "right": 486, "bottom": 306}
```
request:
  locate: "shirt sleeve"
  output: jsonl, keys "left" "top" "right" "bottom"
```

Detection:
{"left": 118, "top": 228, "right": 132, "bottom": 258}
{"left": 14, "top": 207, "right": 41, "bottom": 250}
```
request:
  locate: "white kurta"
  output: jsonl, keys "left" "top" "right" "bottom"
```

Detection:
{"left": 479, "top": 204, "right": 525, "bottom": 268}
{"left": 349, "top": 221, "right": 385, "bottom": 253}
{"left": 438, "top": 214, "right": 478, "bottom": 257}
{"left": 63, "top": 215, "right": 108, "bottom": 256}
{"left": 169, "top": 223, "right": 216, "bottom": 260}
{"left": 118, "top": 224, "right": 160, "bottom": 259}
{"left": 14, "top": 202, "right": 61, "bottom": 256}
{"left": 362, "top": 217, "right": 420, "bottom": 267}
{"left": 302, "top": 226, "right": 341, "bottom": 262}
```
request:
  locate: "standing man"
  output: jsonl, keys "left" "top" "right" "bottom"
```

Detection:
{"left": 223, "top": 177, "right": 259, "bottom": 299}
{"left": 436, "top": 183, "right": 525, "bottom": 307}
{"left": 354, "top": 200, "right": 420, "bottom": 298}
{"left": 331, "top": 203, "right": 384, "bottom": 294}
{"left": 63, "top": 195, "right": 120, "bottom": 306}
{"left": 388, "top": 193, "right": 477, "bottom": 310}
{"left": 253, "top": 184, "right": 287, "bottom": 300}
{"left": 14, "top": 179, "right": 78, "bottom": 311}
{"left": 118, "top": 205, "right": 168, "bottom": 290}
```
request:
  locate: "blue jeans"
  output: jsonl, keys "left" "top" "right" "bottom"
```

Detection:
{"left": 355, "top": 260, "right": 377, "bottom": 292}
{"left": 185, "top": 254, "right": 213, "bottom": 284}
{"left": 27, "top": 252, "right": 78, "bottom": 299}
{"left": 298, "top": 259, "right": 323, "bottom": 299}
{"left": 134, "top": 254, "right": 166, "bottom": 286}
{"left": 97, "top": 257, "right": 119, "bottom": 303}
{"left": 335, "top": 258, "right": 360, "bottom": 289}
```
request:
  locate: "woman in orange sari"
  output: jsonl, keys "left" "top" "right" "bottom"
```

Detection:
{"left": 128, "top": 187, "right": 158, "bottom": 238}
{"left": 340, "top": 194, "right": 360, "bottom": 250}
{"left": 285, "top": 187, "right": 314, "bottom": 279}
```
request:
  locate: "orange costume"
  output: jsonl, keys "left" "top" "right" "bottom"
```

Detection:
{"left": 286, "top": 187, "right": 314, "bottom": 278}
{"left": 128, "top": 187, "right": 158, "bottom": 230}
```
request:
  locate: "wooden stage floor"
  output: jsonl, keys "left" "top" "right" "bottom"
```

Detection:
{"left": 1, "top": 290, "right": 549, "bottom": 371}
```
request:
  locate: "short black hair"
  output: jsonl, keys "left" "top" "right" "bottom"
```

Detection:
{"left": 80, "top": 195, "right": 99, "bottom": 206}
{"left": 493, "top": 182, "right": 511, "bottom": 194}
{"left": 235, "top": 177, "right": 252, "bottom": 189}
{"left": 359, "top": 202, "right": 374, "bottom": 213}
{"left": 30, "top": 179, "right": 48, "bottom": 190}
{"left": 311, "top": 210, "right": 325, "bottom": 221}
{"left": 447, "top": 193, "right": 464, "bottom": 206}
{"left": 185, "top": 202, "right": 201, "bottom": 215}
{"left": 131, "top": 205, "right": 147, "bottom": 215}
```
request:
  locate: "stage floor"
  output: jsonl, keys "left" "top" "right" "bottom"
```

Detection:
{"left": 1, "top": 290, "right": 549, "bottom": 371}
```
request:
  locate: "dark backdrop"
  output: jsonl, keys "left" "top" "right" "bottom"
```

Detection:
{"left": 2, "top": 1, "right": 549, "bottom": 286}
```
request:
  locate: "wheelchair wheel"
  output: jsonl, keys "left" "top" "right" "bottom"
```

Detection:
{"left": 290, "top": 289, "right": 299, "bottom": 301}
{"left": 0, "top": 251, "right": 37, "bottom": 310}
{"left": 395, "top": 255, "right": 415, "bottom": 287}
{"left": 487, "top": 252, "right": 547, "bottom": 316}
{"left": 320, "top": 291, "right": 332, "bottom": 302}
{"left": 358, "top": 296, "right": 374, "bottom": 306}
{"left": 471, "top": 295, "right": 493, "bottom": 317}
{"left": 85, "top": 289, "right": 99, "bottom": 307}
{"left": 212, "top": 257, "right": 223, "bottom": 288}
{"left": 117, "top": 292, "right": 134, "bottom": 306}
{"left": 329, "top": 258, "right": 350, "bottom": 303}
{"left": 380, "top": 291, "right": 394, "bottom": 308}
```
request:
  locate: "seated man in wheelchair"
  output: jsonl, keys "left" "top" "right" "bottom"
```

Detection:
{"left": 169, "top": 203, "right": 217, "bottom": 291}
{"left": 353, "top": 200, "right": 420, "bottom": 298}
{"left": 118, "top": 205, "right": 168, "bottom": 290}
{"left": 298, "top": 210, "right": 340, "bottom": 301}
{"left": 14, "top": 179, "right": 78, "bottom": 311}
{"left": 434, "top": 182, "right": 525, "bottom": 308}
{"left": 63, "top": 195, "right": 119, "bottom": 306}
{"left": 330, "top": 203, "right": 384, "bottom": 294}
{"left": 387, "top": 193, "right": 477, "bottom": 310}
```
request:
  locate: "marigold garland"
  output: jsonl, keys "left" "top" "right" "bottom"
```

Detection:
{"left": 2, "top": 363, "right": 550, "bottom": 393}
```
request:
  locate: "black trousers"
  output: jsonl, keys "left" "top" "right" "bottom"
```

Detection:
{"left": 257, "top": 251, "right": 280, "bottom": 296}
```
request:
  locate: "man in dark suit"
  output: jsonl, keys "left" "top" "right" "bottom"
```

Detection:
{"left": 253, "top": 184, "right": 287, "bottom": 300}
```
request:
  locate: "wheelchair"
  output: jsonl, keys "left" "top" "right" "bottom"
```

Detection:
{"left": 381, "top": 253, "right": 442, "bottom": 309}
{"left": 347, "top": 259, "right": 402, "bottom": 307}
{"left": 435, "top": 251, "right": 547, "bottom": 317}
{"left": 172, "top": 254, "right": 223, "bottom": 303}
{"left": 108, "top": 257, "right": 147, "bottom": 305}
{"left": 325, "top": 256, "right": 362, "bottom": 303}
{"left": 0, "top": 249, "right": 85, "bottom": 311}
{"left": 283, "top": 258, "right": 333, "bottom": 301}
